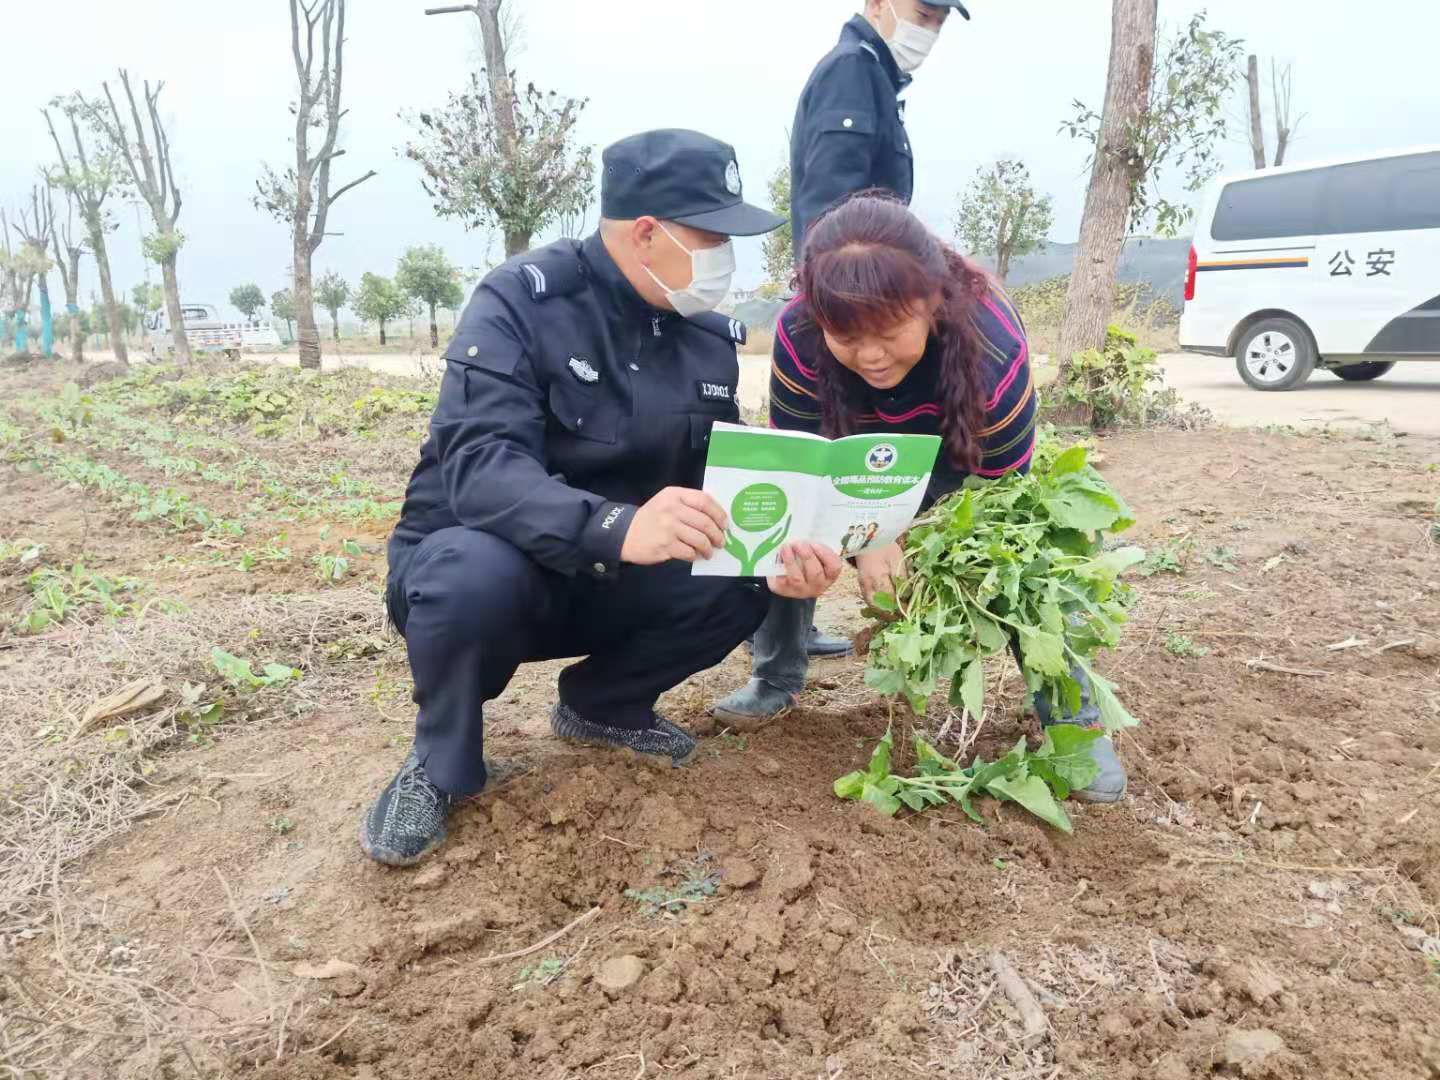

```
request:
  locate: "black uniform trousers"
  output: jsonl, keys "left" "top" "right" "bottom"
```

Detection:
{"left": 386, "top": 527, "right": 770, "bottom": 797}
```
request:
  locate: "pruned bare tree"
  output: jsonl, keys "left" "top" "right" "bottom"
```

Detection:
{"left": 13, "top": 186, "right": 58, "bottom": 358}
{"left": 44, "top": 102, "right": 127, "bottom": 363}
{"left": 1269, "top": 60, "right": 1302, "bottom": 167}
{"left": 409, "top": 0, "right": 592, "bottom": 257}
{"left": 49, "top": 185, "right": 88, "bottom": 362}
{"left": 256, "top": 0, "right": 377, "bottom": 370}
{"left": 1246, "top": 55, "right": 1266, "bottom": 169}
{"left": 74, "top": 70, "right": 190, "bottom": 362}
{"left": 1243, "top": 56, "right": 1304, "bottom": 169}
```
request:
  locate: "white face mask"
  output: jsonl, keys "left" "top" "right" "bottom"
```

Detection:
{"left": 885, "top": 1, "right": 939, "bottom": 73}
{"left": 644, "top": 222, "right": 736, "bottom": 317}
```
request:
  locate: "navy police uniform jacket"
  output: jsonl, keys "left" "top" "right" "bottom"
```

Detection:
{"left": 789, "top": 15, "right": 914, "bottom": 256}
{"left": 391, "top": 232, "right": 746, "bottom": 580}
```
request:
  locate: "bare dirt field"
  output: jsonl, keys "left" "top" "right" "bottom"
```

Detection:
{"left": 1, "top": 357, "right": 1438, "bottom": 1080}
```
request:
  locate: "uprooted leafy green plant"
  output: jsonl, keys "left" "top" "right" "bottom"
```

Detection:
{"left": 835, "top": 724, "right": 1102, "bottom": 833}
{"left": 841, "top": 441, "right": 1141, "bottom": 830}
{"left": 864, "top": 442, "right": 1141, "bottom": 729}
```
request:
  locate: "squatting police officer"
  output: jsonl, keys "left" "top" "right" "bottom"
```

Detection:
{"left": 361, "top": 130, "right": 843, "bottom": 867}
{"left": 714, "top": 0, "right": 969, "bottom": 722}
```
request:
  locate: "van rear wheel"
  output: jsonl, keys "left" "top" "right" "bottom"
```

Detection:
{"left": 1332, "top": 361, "right": 1395, "bottom": 382}
{"left": 1235, "top": 318, "right": 1316, "bottom": 391}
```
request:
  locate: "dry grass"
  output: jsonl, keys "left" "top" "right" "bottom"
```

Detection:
{"left": 0, "top": 588, "right": 394, "bottom": 929}
{"left": 0, "top": 587, "right": 398, "bottom": 1077}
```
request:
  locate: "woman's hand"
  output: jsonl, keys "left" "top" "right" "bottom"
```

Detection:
{"left": 855, "top": 542, "right": 905, "bottom": 606}
{"left": 768, "top": 541, "right": 843, "bottom": 600}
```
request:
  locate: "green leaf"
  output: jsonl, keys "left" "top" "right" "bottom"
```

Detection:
{"left": 864, "top": 727, "right": 895, "bottom": 784}
{"left": 211, "top": 647, "right": 261, "bottom": 689}
{"left": 1030, "top": 724, "right": 1102, "bottom": 798}
{"left": 834, "top": 771, "right": 867, "bottom": 800}
{"left": 957, "top": 658, "right": 985, "bottom": 720}
{"left": 261, "top": 663, "right": 299, "bottom": 686}
{"left": 897, "top": 789, "right": 929, "bottom": 813}
{"left": 1017, "top": 627, "right": 1068, "bottom": 677}
{"left": 1040, "top": 486, "right": 1124, "bottom": 532}
{"left": 863, "top": 664, "right": 906, "bottom": 696}
{"left": 987, "top": 772, "right": 1074, "bottom": 833}
{"left": 1049, "top": 445, "right": 1088, "bottom": 475}
{"left": 1078, "top": 547, "right": 1146, "bottom": 579}
{"left": 869, "top": 591, "right": 898, "bottom": 613}
{"left": 970, "top": 612, "right": 1010, "bottom": 653}
{"left": 914, "top": 736, "right": 958, "bottom": 774}
{"left": 1083, "top": 665, "right": 1139, "bottom": 733}
{"left": 860, "top": 782, "right": 902, "bottom": 817}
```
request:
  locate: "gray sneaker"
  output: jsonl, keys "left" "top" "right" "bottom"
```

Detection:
{"left": 550, "top": 703, "right": 697, "bottom": 766}
{"left": 711, "top": 678, "right": 795, "bottom": 723}
{"left": 359, "top": 751, "right": 454, "bottom": 867}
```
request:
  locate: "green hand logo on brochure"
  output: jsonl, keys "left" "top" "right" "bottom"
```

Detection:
{"left": 724, "top": 483, "right": 791, "bottom": 576}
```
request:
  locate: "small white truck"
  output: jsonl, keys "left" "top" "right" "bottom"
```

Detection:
{"left": 145, "top": 304, "right": 280, "bottom": 358}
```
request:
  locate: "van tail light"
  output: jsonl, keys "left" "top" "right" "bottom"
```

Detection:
{"left": 1184, "top": 245, "right": 1198, "bottom": 302}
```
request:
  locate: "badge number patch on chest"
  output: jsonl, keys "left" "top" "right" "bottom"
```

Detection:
{"left": 697, "top": 380, "right": 733, "bottom": 403}
{"left": 568, "top": 356, "right": 599, "bottom": 384}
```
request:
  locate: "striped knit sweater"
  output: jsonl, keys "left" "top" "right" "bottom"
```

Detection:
{"left": 768, "top": 286, "right": 1037, "bottom": 505}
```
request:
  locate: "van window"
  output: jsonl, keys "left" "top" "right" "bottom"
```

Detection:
{"left": 1212, "top": 151, "right": 1440, "bottom": 241}
{"left": 1210, "top": 169, "right": 1326, "bottom": 241}
{"left": 181, "top": 306, "right": 210, "bottom": 322}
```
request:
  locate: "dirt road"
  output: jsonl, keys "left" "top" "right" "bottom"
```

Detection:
{"left": 1160, "top": 353, "right": 1440, "bottom": 434}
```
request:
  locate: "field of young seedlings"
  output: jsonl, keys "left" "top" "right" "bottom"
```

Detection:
{"left": 1, "top": 356, "right": 1438, "bottom": 1080}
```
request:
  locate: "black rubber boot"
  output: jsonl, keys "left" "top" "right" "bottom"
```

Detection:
{"left": 711, "top": 678, "right": 795, "bottom": 723}
{"left": 805, "top": 625, "right": 854, "bottom": 658}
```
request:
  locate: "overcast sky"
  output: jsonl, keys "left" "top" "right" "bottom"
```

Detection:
{"left": 3, "top": 0, "right": 1436, "bottom": 321}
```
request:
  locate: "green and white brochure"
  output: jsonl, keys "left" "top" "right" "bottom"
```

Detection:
{"left": 694, "top": 423, "right": 943, "bottom": 577}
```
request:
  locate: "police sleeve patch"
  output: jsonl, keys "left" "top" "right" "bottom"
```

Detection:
{"left": 684, "top": 309, "right": 748, "bottom": 346}
{"left": 512, "top": 247, "right": 586, "bottom": 302}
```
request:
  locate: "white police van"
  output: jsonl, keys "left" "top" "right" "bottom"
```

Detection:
{"left": 1179, "top": 146, "right": 1440, "bottom": 390}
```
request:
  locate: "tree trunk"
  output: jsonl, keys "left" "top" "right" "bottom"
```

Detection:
{"left": 293, "top": 218, "right": 321, "bottom": 370}
{"left": 504, "top": 228, "right": 531, "bottom": 258}
{"left": 159, "top": 255, "right": 192, "bottom": 363}
{"left": 1246, "top": 54, "right": 1266, "bottom": 170}
{"left": 1056, "top": 0, "right": 1157, "bottom": 385}
{"left": 331, "top": 310, "right": 341, "bottom": 341}
{"left": 378, "top": 319, "right": 387, "bottom": 346}
{"left": 90, "top": 227, "right": 128, "bottom": 365}
{"left": 428, "top": 302, "right": 439, "bottom": 348}
{"left": 476, "top": 1, "right": 517, "bottom": 153}
{"left": 37, "top": 277, "right": 54, "bottom": 359}
{"left": 62, "top": 253, "right": 84, "bottom": 363}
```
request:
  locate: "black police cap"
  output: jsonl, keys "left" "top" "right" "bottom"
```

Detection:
{"left": 601, "top": 129, "right": 785, "bottom": 238}
{"left": 922, "top": 0, "right": 971, "bottom": 17}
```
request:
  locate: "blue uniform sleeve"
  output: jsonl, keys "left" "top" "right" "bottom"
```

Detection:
{"left": 793, "top": 52, "right": 880, "bottom": 254}
{"left": 428, "top": 289, "right": 633, "bottom": 578}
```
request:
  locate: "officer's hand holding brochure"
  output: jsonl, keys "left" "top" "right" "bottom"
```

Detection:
{"left": 692, "top": 422, "right": 942, "bottom": 577}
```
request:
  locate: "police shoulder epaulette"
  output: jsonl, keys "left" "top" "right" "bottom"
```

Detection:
{"left": 685, "top": 310, "right": 747, "bottom": 346}
{"left": 512, "top": 250, "right": 585, "bottom": 302}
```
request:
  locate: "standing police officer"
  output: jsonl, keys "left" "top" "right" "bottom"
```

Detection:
{"left": 361, "top": 130, "right": 842, "bottom": 867}
{"left": 714, "top": 0, "right": 969, "bottom": 723}
{"left": 788, "top": 0, "right": 969, "bottom": 260}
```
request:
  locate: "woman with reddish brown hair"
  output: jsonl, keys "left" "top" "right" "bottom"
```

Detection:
{"left": 713, "top": 192, "right": 1127, "bottom": 802}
